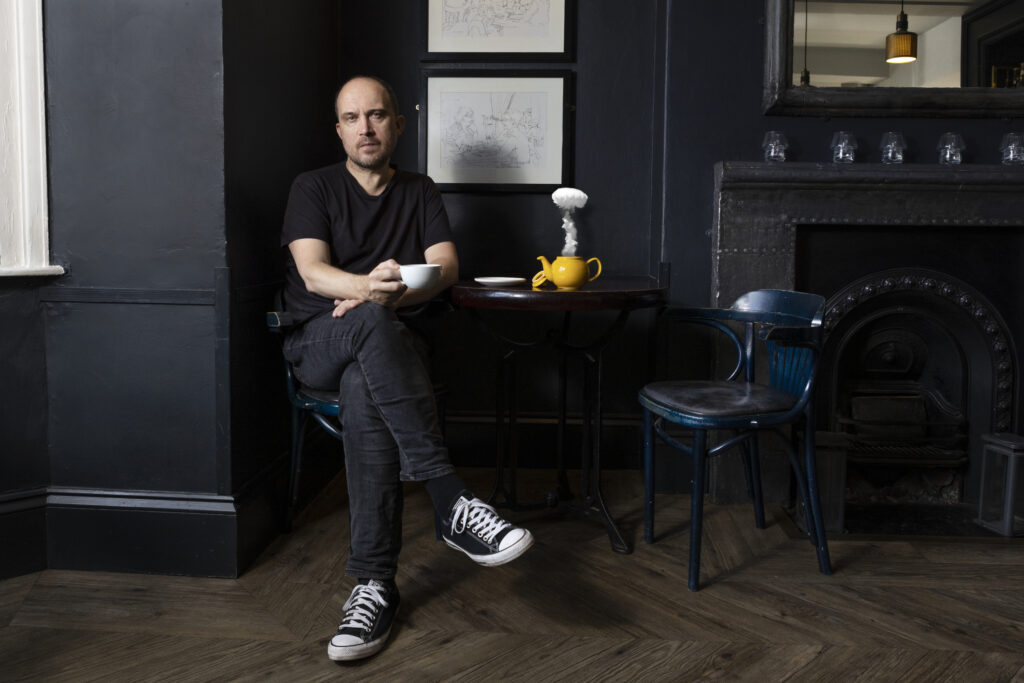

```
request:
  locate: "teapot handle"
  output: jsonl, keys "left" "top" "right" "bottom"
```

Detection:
{"left": 586, "top": 257, "right": 602, "bottom": 282}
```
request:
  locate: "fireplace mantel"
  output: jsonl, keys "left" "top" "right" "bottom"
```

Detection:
{"left": 712, "top": 162, "right": 1024, "bottom": 308}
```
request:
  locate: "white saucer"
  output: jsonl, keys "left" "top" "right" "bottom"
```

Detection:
{"left": 474, "top": 277, "right": 527, "bottom": 287}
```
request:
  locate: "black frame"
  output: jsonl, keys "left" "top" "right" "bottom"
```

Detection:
{"left": 418, "top": 69, "right": 575, "bottom": 193}
{"left": 420, "top": 0, "right": 577, "bottom": 62}
{"left": 763, "top": 0, "right": 1024, "bottom": 118}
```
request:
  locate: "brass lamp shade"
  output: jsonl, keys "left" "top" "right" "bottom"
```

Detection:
{"left": 885, "top": 9, "right": 917, "bottom": 64}
{"left": 886, "top": 30, "right": 917, "bottom": 63}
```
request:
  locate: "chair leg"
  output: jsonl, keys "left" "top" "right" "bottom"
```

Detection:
{"left": 739, "top": 439, "right": 754, "bottom": 500}
{"left": 747, "top": 435, "right": 766, "bottom": 530}
{"left": 803, "top": 410, "right": 832, "bottom": 576}
{"left": 688, "top": 429, "right": 707, "bottom": 592}
{"left": 643, "top": 408, "right": 655, "bottom": 544}
{"left": 286, "top": 407, "right": 306, "bottom": 531}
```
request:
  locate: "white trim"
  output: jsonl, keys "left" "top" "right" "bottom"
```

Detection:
{"left": 0, "top": 0, "right": 63, "bottom": 277}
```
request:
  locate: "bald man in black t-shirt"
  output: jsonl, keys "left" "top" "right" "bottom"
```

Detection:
{"left": 280, "top": 75, "right": 533, "bottom": 663}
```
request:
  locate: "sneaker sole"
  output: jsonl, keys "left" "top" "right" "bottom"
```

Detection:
{"left": 327, "top": 626, "right": 392, "bottom": 661}
{"left": 444, "top": 529, "right": 534, "bottom": 567}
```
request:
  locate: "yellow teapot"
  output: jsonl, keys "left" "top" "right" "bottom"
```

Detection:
{"left": 532, "top": 255, "right": 602, "bottom": 291}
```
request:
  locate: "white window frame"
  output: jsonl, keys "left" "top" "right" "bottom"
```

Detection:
{"left": 0, "top": 0, "right": 63, "bottom": 276}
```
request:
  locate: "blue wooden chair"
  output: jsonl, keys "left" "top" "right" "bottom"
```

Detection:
{"left": 267, "top": 297, "right": 449, "bottom": 530}
{"left": 638, "top": 289, "right": 832, "bottom": 590}
{"left": 266, "top": 307, "right": 344, "bottom": 530}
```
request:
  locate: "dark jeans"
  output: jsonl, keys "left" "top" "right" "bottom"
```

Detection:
{"left": 283, "top": 303, "right": 454, "bottom": 579}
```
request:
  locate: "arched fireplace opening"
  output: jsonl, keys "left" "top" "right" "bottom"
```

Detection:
{"left": 819, "top": 269, "right": 1015, "bottom": 529}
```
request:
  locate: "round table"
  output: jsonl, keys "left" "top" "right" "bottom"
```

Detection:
{"left": 451, "top": 277, "right": 668, "bottom": 554}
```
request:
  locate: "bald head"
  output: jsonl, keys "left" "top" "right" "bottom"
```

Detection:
{"left": 335, "top": 76, "right": 400, "bottom": 121}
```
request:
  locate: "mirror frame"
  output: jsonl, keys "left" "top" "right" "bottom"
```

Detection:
{"left": 763, "top": 0, "right": 1024, "bottom": 117}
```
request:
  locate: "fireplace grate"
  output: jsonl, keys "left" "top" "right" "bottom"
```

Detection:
{"left": 845, "top": 441, "right": 968, "bottom": 467}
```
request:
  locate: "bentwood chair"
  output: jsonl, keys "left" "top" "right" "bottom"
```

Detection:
{"left": 638, "top": 289, "right": 832, "bottom": 590}
{"left": 266, "top": 304, "right": 344, "bottom": 530}
{"left": 267, "top": 294, "right": 449, "bottom": 530}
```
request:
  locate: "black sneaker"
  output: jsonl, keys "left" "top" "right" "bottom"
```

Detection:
{"left": 327, "top": 580, "right": 399, "bottom": 662}
{"left": 441, "top": 492, "right": 534, "bottom": 566}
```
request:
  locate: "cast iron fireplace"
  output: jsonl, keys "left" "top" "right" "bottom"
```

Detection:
{"left": 709, "top": 162, "right": 1023, "bottom": 524}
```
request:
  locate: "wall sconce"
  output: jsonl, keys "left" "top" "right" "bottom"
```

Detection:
{"left": 976, "top": 433, "right": 1024, "bottom": 537}
{"left": 885, "top": 0, "right": 918, "bottom": 64}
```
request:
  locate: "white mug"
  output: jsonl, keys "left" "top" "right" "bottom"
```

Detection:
{"left": 399, "top": 263, "right": 441, "bottom": 289}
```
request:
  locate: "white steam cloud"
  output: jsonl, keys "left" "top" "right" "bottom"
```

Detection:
{"left": 551, "top": 187, "right": 588, "bottom": 257}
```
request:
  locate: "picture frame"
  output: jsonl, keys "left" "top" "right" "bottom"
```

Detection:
{"left": 422, "top": 0, "right": 576, "bottom": 62}
{"left": 419, "top": 70, "right": 574, "bottom": 192}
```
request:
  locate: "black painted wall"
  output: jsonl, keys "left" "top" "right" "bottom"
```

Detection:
{"left": 335, "top": 0, "right": 1016, "bottom": 480}
{"left": 222, "top": 0, "right": 342, "bottom": 557}
{"left": 0, "top": 0, "right": 1017, "bottom": 578}
{"left": 0, "top": 0, "right": 340, "bottom": 579}
{"left": 333, "top": 1, "right": 667, "bottom": 471}
{"left": 0, "top": 284, "right": 49, "bottom": 577}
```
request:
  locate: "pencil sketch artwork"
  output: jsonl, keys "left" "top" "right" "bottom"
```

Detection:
{"left": 440, "top": 91, "right": 547, "bottom": 170}
{"left": 440, "top": 0, "right": 551, "bottom": 40}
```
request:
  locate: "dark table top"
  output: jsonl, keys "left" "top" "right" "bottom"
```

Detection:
{"left": 451, "top": 277, "right": 667, "bottom": 312}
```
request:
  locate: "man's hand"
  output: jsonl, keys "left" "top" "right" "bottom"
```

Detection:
{"left": 288, "top": 239, "right": 456, "bottom": 313}
{"left": 363, "top": 259, "right": 407, "bottom": 308}
{"left": 331, "top": 299, "right": 363, "bottom": 318}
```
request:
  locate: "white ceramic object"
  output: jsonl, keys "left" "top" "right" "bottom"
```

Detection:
{"left": 474, "top": 277, "right": 527, "bottom": 287}
{"left": 400, "top": 263, "right": 441, "bottom": 289}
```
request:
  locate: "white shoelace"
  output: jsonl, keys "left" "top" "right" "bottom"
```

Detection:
{"left": 450, "top": 497, "right": 509, "bottom": 543}
{"left": 339, "top": 583, "right": 389, "bottom": 633}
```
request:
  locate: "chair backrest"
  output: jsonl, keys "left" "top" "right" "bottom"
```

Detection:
{"left": 767, "top": 338, "right": 817, "bottom": 398}
{"left": 731, "top": 290, "right": 824, "bottom": 403}
{"left": 266, "top": 292, "right": 341, "bottom": 416}
{"left": 731, "top": 289, "right": 824, "bottom": 327}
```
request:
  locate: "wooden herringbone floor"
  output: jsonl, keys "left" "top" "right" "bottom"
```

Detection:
{"left": 3, "top": 467, "right": 1024, "bottom": 682}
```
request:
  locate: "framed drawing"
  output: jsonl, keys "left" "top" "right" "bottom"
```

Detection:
{"left": 422, "top": 0, "right": 576, "bottom": 61}
{"left": 419, "top": 70, "right": 574, "bottom": 192}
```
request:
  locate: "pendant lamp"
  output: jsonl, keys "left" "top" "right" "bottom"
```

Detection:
{"left": 799, "top": 0, "right": 811, "bottom": 85}
{"left": 885, "top": 0, "right": 918, "bottom": 64}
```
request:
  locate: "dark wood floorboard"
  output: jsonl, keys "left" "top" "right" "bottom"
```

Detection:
{"left": 3, "top": 467, "right": 1024, "bottom": 682}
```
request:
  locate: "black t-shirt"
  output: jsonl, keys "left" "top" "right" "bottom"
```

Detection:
{"left": 280, "top": 163, "right": 454, "bottom": 323}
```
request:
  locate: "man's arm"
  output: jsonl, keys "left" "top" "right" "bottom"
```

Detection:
{"left": 396, "top": 240, "right": 459, "bottom": 308}
{"left": 288, "top": 237, "right": 405, "bottom": 308}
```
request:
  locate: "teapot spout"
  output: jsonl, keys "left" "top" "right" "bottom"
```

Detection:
{"left": 536, "top": 255, "right": 552, "bottom": 279}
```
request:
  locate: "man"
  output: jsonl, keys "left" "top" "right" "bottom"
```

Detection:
{"left": 280, "top": 75, "right": 533, "bottom": 662}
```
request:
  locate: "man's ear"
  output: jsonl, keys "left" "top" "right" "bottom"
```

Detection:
{"left": 335, "top": 122, "right": 343, "bottom": 140}
{"left": 395, "top": 114, "right": 406, "bottom": 135}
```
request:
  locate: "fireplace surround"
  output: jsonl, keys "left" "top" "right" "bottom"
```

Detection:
{"left": 709, "top": 162, "right": 1023, "bottom": 510}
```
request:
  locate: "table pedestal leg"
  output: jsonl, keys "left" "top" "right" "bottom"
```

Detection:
{"left": 487, "top": 349, "right": 518, "bottom": 507}
{"left": 553, "top": 350, "right": 573, "bottom": 504}
{"left": 481, "top": 309, "right": 632, "bottom": 553}
{"left": 577, "top": 350, "right": 631, "bottom": 554}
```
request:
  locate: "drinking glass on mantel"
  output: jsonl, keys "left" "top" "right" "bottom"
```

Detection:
{"left": 762, "top": 131, "right": 788, "bottom": 163}
{"left": 831, "top": 131, "right": 856, "bottom": 163}
{"left": 938, "top": 132, "right": 965, "bottom": 165}
{"left": 1000, "top": 132, "right": 1024, "bottom": 165}
{"left": 880, "top": 131, "right": 905, "bottom": 164}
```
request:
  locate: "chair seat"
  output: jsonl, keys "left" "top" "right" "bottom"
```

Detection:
{"left": 296, "top": 384, "right": 340, "bottom": 404}
{"left": 641, "top": 380, "right": 797, "bottom": 418}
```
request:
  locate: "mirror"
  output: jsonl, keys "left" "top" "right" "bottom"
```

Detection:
{"left": 764, "top": 0, "right": 1024, "bottom": 117}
